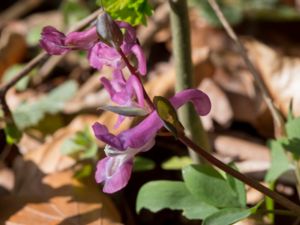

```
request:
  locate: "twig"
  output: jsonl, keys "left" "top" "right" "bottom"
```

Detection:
{"left": 178, "top": 132, "right": 300, "bottom": 215}
{"left": 206, "top": 0, "right": 285, "bottom": 137}
{"left": 0, "top": 8, "right": 103, "bottom": 124}
{"left": 169, "top": 0, "right": 211, "bottom": 163}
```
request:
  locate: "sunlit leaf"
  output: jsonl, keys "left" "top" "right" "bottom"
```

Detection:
{"left": 136, "top": 180, "right": 218, "bottom": 219}
{"left": 182, "top": 165, "right": 241, "bottom": 208}
{"left": 97, "top": 0, "right": 152, "bottom": 26}
{"left": 161, "top": 156, "right": 192, "bottom": 170}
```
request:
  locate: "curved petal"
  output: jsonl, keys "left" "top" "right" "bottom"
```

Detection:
{"left": 65, "top": 27, "right": 98, "bottom": 50}
{"left": 126, "top": 75, "right": 145, "bottom": 107}
{"left": 131, "top": 44, "right": 147, "bottom": 75}
{"left": 95, "top": 157, "right": 133, "bottom": 193}
{"left": 92, "top": 123, "right": 124, "bottom": 150}
{"left": 39, "top": 26, "right": 68, "bottom": 55}
{"left": 88, "top": 42, "right": 123, "bottom": 70}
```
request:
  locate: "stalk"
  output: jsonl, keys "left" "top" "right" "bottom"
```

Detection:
{"left": 169, "top": 0, "right": 211, "bottom": 163}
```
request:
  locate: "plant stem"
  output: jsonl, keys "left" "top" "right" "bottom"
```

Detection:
{"left": 178, "top": 132, "right": 300, "bottom": 215}
{"left": 169, "top": 0, "right": 211, "bottom": 163}
{"left": 0, "top": 8, "right": 103, "bottom": 123}
{"left": 117, "top": 48, "right": 155, "bottom": 111}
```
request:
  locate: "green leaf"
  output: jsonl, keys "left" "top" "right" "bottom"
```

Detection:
{"left": 4, "top": 121, "right": 22, "bottom": 144}
{"left": 136, "top": 180, "right": 218, "bottom": 220}
{"left": 265, "top": 140, "right": 290, "bottom": 182}
{"left": 286, "top": 117, "right": 300, "bottom": 139}
{"left": 161, "top": 156, "right": 192, "bottom": 170}
{"left": 133, "top": 156, "right": 155, "bottom": 172}
{"left": 202, "top": 208, "right": 252, "bottom": 225}
{"left": 154, "top": 96, "right": 184, "bottom": 137}
{"left": 13, "top": 80, "right": 78, "bottom": 129}
{"left": 74, "top": 164, "right": 93, "bottom": 179}
{"left": 61, "top": 126, "right": 98, "bottom": 160}
{"left": 226, "top": 163, "right": 247, "bottom": 208}
{"left": 182, "top": 165, "right": 241, "bottom": 208}
{"left": 281, "top": 117, "right": 300, "bottom": 157}
{"left": 97, "top": 0, "right": 152, "bottom": 26}
{"left": 61, "top": 0, "right": 89, "bottom": 27}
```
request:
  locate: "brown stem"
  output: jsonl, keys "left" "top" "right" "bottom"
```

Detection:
{"left": 178, "top": 132, "right": 300, "bottom": 215}
{"left": 117, "top": 48, "right": 155, "bottom": 110}
{"left": 206, "top": 0, "right": 285, "bottom": 137}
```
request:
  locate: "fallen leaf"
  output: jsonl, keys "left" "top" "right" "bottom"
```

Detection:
{"left": 1, "top": 161, "right": 122, "bottom": 225}
{"left": 245, "top": 39, "right": 300, "bottom": 117}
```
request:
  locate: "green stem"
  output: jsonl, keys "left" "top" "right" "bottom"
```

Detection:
{"left": 169, "top": 0, "right": 211, "bottom": 163}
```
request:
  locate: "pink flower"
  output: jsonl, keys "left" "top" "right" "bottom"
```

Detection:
{"left": 40, "top": 19, "right": 147, "bottom": 75}
{"left": 39, "top": 26, "right": 98, "bottom": 55}
{"left": 101, "top": 69, "right": 146, "bottom": 127}
{"left": 93, "top": 89, "right": 211, "bottom": 193}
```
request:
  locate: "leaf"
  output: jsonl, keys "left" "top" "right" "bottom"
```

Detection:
{"left": 161, "top": 156, "right": 192, "bottom": 170}
{"left": 182, "top": 165, "right": 241, "bottom": 208}
{"left": 61, "top": 0, "right": 89, "bottom": 27}
{"left": 136, "top": 180, "right": 218, "bottom": 220}
{"left": 4, "top": 121, "right": 22, "bottom": 144}
{"left": 61, "top": 125, "right": 98, "bottom": 160}
{"left": 225, "top": 163, "right": 247, "bottom": 208}
{"left": 0, "top": 167, "right": 122, "bottom": 225}
{"left": 202, "top": 208, "right": 252, "bottom": 225}
{"left": 13, "top": 80, "right": 78, "bottom": 129}
{"left": 99, "top": 105, "right": 148, "bottom": 117}
{"left": 154, "top": 96, "right": 184, "bottom": 137}
{"left": 281, "top": 117, "right": 300, "bottom": 157}
{"left": 265, "top": 140, "right": 290, "bottom": 182}
{"left": 133, "top": 156, "right": 155, "bottom": 172}
{"left": 97, "top": 0, "right": 152, "bottom": 26}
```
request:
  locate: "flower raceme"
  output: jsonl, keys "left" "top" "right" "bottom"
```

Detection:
{"left": 39, "top": 14, "right": 146, "bottom": 75}
{"left": 93, "top": 89, "right": 211, "bottom": 193}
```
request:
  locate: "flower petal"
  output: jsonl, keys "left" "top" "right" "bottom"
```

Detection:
{"left": 131, "top": 44, "right": 147, "bottom": 75}
{"left": 65, "top": 27, "right": 98, "bottom": 50}
{"left": 39, "top": 26, "right": 68, "bottom": 55}
{"left": 92, "top": 123, "right": 124, "bottom": 150}
{"left": 95, "top": 157, "right": 133, "bottom": 193}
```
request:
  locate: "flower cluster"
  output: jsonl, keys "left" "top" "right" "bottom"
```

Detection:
{"left": 40, "top": 13, "right": 211, "bottom": 193}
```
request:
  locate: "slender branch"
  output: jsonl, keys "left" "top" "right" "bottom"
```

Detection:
{"left": 0, "top": 8, "right": 103, "bottom": 123}
{"left": 178, "top": 132, "right": 300, "bottom": 215}
{"left": 206, "top": 0, "right": 284, "bottom": 136}
{"left": 117, "top": 48, "right": 155, "bottom": 110}
{"left": 169, "top": 0, "right": 211, "bottom": 163}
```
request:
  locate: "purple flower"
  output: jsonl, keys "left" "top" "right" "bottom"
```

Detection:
{"left": 39, "top": 26, "right": 98, "bottom": 55}
{"left": 40, "top": 26, "right": 68, "bottom": 55}
{"left": 101, "top": 69, "right": 146, "bottom": 127}
{"left": 40, "top": 21, "right": 147, "bottom": 75}
{"left": 93, "top": 89, "right": 211, "bottom": 193}
{"left": 88, "top": 21, "right": 147, "bottom": 75}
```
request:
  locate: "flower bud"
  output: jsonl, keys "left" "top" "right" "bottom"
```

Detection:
{"left": 96, "top": 12, "right": 123, "bottom": 49}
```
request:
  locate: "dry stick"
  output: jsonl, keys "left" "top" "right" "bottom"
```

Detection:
{"left": 207, "top": 0, "right": 300, "bottom": 203}
{"left": 0, "top": 8, "right": 103, "bottom": 122}
{"left": 206, "top": 0, "right": 284, "bottom": 136}
{"left": 178, "top": 132, "right": 300, "bottom": 215}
